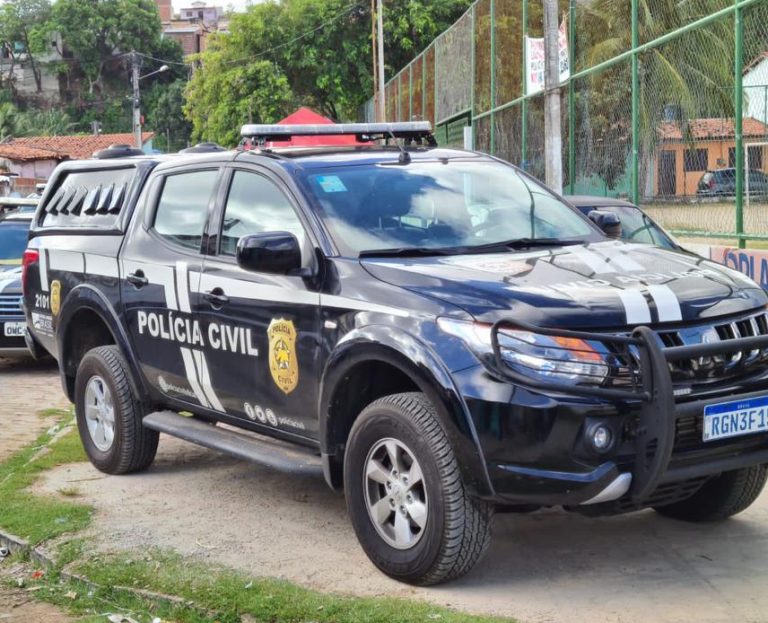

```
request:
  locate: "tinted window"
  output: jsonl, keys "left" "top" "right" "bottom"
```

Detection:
{"left": 154, "top": 170, "right": 218, "bottom": 251}
{"left": 219, "top": 170, "right": 305, "bottom": 256}
{"left": 683, "top": 149, "right": 708, "bottom": 172}
{"left": 40, "top": 168, "right": 134, "bottom": 229}
{"left": 0, "top": 221, "right": 30, "bottom": 261}
{"left": 300, "top": 160, "right": 594, "bottom": 255}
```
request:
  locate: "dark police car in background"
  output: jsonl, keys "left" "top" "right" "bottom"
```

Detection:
{"left": 0, "top": 210, "right": 32, "bottom": 357}
{"left": 22, "top": 123, "right": 768, "bottom": 585}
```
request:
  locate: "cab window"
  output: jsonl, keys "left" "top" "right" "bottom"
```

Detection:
{"left": 154, "top": 170, "right": 218, "bottom": 251}
{"left": 219, "top": 170, "right": 306, "bottom": 257}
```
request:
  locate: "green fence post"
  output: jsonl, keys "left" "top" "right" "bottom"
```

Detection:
{"left": 423, "top": 49, "right": 427, "bottom": 121}
{"left": 735, "top": 0, "right": 745, "bottom": 248}
{"left": 471, "top": 6, "right": 476, "bottom": 148}
{"left": 409, "top": 65, "right": 413, "bottom": 121}
{"left": 490, "top": 0, "right": 496, "bottom": 155}
{"left": 631, "top": 0, "right": 639, "bottom": 205}
{"left": 521, "top": 0, "right": 528, "bottom": 167}
{"left": 568, "top": 0, "right": 576, "bottom": 193}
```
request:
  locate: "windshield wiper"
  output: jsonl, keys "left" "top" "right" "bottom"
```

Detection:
{"left": 358, "top": 238, "right": 585, "bottom": 258}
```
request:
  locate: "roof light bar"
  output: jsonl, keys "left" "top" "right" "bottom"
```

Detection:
{"left": 240, "top": 121, "right": 434, "bottom": 142}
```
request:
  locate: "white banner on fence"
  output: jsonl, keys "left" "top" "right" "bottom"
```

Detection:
{"left": 525, "top": 21, "right": 570, "bottom": 96}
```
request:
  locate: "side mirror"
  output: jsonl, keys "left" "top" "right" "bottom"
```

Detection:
{"left": 236, "top": 232, "right": 302, "bottom": 275}
{"left": 588, "top": 210, "right": 622, "bottom": 239}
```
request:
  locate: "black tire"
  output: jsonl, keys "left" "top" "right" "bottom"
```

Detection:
{"left": 654, "top": 466, "right": 767, "bottom": 522}
{"left": 344, "top": 392, "right": 493, "bottom": 585}
{"left": 74, "top": 345, "right": 158, "bottom": 475}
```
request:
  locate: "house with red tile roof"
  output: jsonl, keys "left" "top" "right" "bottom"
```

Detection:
{"left": 0, "top": 132, "right": 154, "bottom": 194}
{"left": 655, "top": 117, "right": 768, "bottom": 197}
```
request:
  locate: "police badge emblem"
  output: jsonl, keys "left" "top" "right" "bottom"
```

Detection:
{"left": 267, "top": 318, "right": 298, "bottom": 394}
{"left": 50, "top": 280, "right": 61, "bottom": 316}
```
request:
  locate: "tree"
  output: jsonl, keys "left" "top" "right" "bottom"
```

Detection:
{"left": 0, "top": 0, "right": 53, "bottom": 94}
{"left": 51, "top": 0, "right": 162, "bottom": 95}
{"left": 145, "top": 79, "right": 193, "bottom": 152}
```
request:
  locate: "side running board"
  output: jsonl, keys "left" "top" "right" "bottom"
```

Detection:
{"left": 142, "top": 410, "right": 323, "bottom": 477}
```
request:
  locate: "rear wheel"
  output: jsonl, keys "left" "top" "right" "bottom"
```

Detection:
{"left": 74, "top": 345, "right": 158, "bottom": 474}
{"left": 344, "top": 392, "right": 493, "bottom": 585}
{"left": 654, "top": 466, "right": 767, "bottom": 522}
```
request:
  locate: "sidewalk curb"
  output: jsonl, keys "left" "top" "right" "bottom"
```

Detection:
{"left": 0, "top": 528, "right": 197, "bottom": 611}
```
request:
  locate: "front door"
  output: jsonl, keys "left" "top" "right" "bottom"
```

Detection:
{"left": 121, "top": 167, "right": 220, "bottom": 411}
{"left": 196, "top": 167, "right": 321, "bottom": 439}
{"left": 658, "top": 151, "right": 676, "bottom": 196}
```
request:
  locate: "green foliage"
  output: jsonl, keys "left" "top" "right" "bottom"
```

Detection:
{"left": 145, "top": 79, "right": 193, "bottom": 151}
{"left": 0, "top": 0, "right": 53, "bottom": 93}
{"left": 185, "top": 0, "right": 472, "bottom": 143}
{"left": 184, "top": 38, "right": 292, "bottom": 145}
{"left": 51, "top": 0, "right": 162, "bottom": 94}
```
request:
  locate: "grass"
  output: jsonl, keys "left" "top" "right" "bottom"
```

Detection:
{"left": 0, "top": 409, "right": 515, "bottom": 623}
{"left": 0, "top": 409, "right": 91, "bottom": 544}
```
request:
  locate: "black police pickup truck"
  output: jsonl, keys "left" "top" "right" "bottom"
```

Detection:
{"left": 23, "top": 123, "right": 768, "bottom": 585}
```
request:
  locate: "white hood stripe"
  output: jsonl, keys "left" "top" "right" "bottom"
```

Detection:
{"left": 648, "top": 284, "right": 683, "bottom": 322}
{"left": 568, "top": 246, "right": 614, "bottom": 274}
{"left": 593, "top": 246, "right": 645, "bottom": 272}
{"left": 617, "top": 289, "right": 651, "bottom": 324}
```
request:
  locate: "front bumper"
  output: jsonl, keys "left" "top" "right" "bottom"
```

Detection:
{"left": 457, "top": 321, "right": 768, "bottom": 508}
{"left": 0, "top": 315, "right": 29, "bottom": 357}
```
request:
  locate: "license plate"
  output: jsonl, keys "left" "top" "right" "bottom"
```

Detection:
{"left": 703, "top": 396, "right": 768, "bottom": 442}
{"left": 3, "top": 321, "right": 25, "bottom": 337}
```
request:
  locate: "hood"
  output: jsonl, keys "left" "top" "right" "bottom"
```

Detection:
{"left": 361, "top": 241, "right": 768, "bottom": 329}
{"left": 0, "top": 265, "right": 22, "bottom": 295}
{"left": 0, "top": 260, "right": 21, "bottom": 274}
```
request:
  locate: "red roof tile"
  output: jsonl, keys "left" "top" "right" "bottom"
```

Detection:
{"left": 7, "top": 132, "right": 155, "bottom": 160}
{"left": 658, "top": 117, "right": 768, "bottom": 142}
{"left": 0, "top": 143, "right": 65, "bottom": 161}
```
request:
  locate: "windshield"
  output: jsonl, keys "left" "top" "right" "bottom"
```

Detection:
{"left": 299, "top": 160, "right": 597, "bottom": 256}
{"left": 0, "top": 221, "right": 29, "bottom": 262}
{"left": 596, "top": 206, "right": 675, "bottom": 249}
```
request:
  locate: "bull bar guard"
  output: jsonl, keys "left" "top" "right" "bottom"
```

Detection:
{"left": 489, "top": 319, "right": 768, "bottom": 501}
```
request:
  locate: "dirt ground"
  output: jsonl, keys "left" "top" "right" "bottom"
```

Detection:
{"left": 35, "top": 436, "right": 768, "bottom": 623}
{"left": 0, "top": 356, "right": 75, "bottom": 623}
{"left": 5, "top": 359, "right": 768, "bottom": 622}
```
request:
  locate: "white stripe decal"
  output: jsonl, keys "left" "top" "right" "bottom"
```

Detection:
{"left": 617, "top": 289, "right": 651, "bottom": 325}
{"left": 175, "top": 261, "right": 191, "bottom": 313}
{"left": 85, "top": 254, "right": 119, "bottom": 278}
{"left": 180, "top": 347, "right": 211, "bottom": 408}
{"left": 38, "top": 249, "right": 49, "bottom": 292}
{"left": 569, "top": 246, "right": 613, "bottom": 274}
{"left": 194, "top": 350, "right": 225, "bottom": 412}
{"left": 648, "top": 284, "right": 682, "bottom": 322}
{"left": 48, "top": 249, "right": 85, "bottom": 274}
{"left": 321, "top": 294, "right": 410, "bottom": 317}
{"left": 122, "top": 261, "right": 178, "bottom": 310}
{"left": 593, "top": 247, "right": 645, "bottom": 272}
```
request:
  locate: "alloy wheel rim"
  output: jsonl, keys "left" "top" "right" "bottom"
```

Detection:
{"left": 363, "top": 437, "right": 428, "bottom": 550}
{"left": 84, "top": 375, "right": 116, "bottom": 452}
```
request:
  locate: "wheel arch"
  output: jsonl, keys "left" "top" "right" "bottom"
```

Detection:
{"left": 57, "top": 285, "right": 146, "bottom": 403}
{"left": 319, "top": 326, "right": 493, "bottom": 497}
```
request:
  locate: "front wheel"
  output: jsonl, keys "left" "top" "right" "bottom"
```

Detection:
{"left": 344, "top": 392, "right": 493, "bottom": 585}
{"left": 654, "top": 466, "right": 767, "bottom": 522}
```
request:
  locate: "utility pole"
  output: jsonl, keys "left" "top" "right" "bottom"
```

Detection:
{"left": 543, "top": 0, "right": 563, "bottom": 194}
{"left": 131, "top": 51, "right": 142, "bottom": 150}
{"left": 376, "top": 0, "right": 385, "bottom": 121}
{"left": 371, "top": 0, "right": 378, "bottom": 121}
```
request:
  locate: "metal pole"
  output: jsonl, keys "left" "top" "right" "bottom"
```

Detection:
{"left": 376, "top": 0, "right": 385, "bottom": 122}
{"left": 470, "top": 6, "right": 476, "bottom": 148}
{"left": 409, "top": 65, "right": 413, "bottom": 120}
{"left": 521, "top": 0, "right": 528, "bottom": 167}
{"left": 543, "top": 0, "right": 563, "bottom": 193}
{"left": 490, "top": 0, "right": 496, "bottom": 155}
{"left": 371, "top": 0, "right": 378, "bottom": 121}
{"left": 567, "top": 0, "right": 576, "bottom": 194}
{"left": 131, "top": 51, "right": 142, "bottom": 150}
{"left": 734, "top": 0, "right": 745, "bottom": 248}
{"left": 631, "top": 0, "right": 639, "bottom": 204}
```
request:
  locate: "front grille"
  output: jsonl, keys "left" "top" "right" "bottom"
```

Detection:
{"left": 0, "top": 293, "right": 22, "bottom": 317}
{"left": 658, "top": 310, "right": 768, "bottom": 386}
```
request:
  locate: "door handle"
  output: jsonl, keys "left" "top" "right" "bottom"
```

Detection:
{"left": 204, "top": 288, "right": 229, "bottom": 307}
{"left": 126, "top": 270, "right": 148, "bottom": 287}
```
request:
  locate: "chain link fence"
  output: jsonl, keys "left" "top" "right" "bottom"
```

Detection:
{"left": 365, "top": 0, "right": 768, "bottom": 245}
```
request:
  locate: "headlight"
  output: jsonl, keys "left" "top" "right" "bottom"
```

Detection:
{"left": 438, "top": 317, "right": 610, "bottom": 385}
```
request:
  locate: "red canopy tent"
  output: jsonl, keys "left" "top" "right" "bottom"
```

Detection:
{"left": 270, "top": 107, "right": 367, "bottom": 147}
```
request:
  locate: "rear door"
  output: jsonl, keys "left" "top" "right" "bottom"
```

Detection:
{"left": 195, "top": 165, "right": 321, "bottom": 438}
{"left": 121, "top": 165, "right": 222, "bottom": 410}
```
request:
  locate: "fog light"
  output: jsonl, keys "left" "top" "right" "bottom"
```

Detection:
{"left": 590, "top": 424, "right": 613, "bottom": 452}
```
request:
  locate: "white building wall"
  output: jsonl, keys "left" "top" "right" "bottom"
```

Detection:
{"left": 744, "top": 56, "right": 768, "bottom": 126}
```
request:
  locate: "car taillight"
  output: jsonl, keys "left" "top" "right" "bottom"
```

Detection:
{"left": 22, "top": 249, "right": 39, "bottom": 294}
